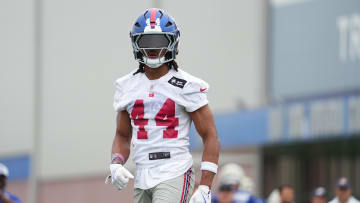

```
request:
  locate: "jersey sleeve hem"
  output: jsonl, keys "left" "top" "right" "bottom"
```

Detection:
{"left": 185, "top": 99, "right": 209, "bottom": 112}
{"left": 114, "top": 105, "right": 126, "bottom": 112}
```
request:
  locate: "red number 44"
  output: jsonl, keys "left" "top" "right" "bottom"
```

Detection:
{"left": 131, "top": 99, "right": 179, "bottom": 139}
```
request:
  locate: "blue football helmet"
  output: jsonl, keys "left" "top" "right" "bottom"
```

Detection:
{"left": 130, "top": 8, "right": 180, "bottom": 68}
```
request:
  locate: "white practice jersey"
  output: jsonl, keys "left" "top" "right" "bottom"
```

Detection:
{"left": 329, "top": 197, "right": 360, "bottom": 203}
{"left": 113, "top": 68, "right": 209, "bottom": 189}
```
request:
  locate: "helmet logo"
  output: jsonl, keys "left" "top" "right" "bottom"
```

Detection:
{"left": 144, "top": 18, "right": 162, "bottom": 33}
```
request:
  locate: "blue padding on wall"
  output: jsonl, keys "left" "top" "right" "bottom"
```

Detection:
{"left": 190, "top": 109, "right": 268, "bottom": 150}
{"left": 216, "top": 109, "right": 268, "bottom": 148}
{"left": 0, "top": 155, "right": 30, "bottom": 180}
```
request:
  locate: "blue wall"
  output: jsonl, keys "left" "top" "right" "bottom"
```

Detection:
{"left": 189, "top": 108, "right": 269, "bottom": 150}
{"left": 0, "top": 155, "right": 30, "bottom": 180}
{"left": 190, "top": 93, "right": 360, "bottom": 150}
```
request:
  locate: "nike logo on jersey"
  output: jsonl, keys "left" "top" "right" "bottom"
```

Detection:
{"left": 168, "top": 76, "right": 187, "bottom": 88}
{"left": 200, "top": 88, "right": 207, "bottom": 92}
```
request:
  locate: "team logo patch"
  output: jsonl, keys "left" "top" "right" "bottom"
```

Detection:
{"left": 168, "top": 76, "right": 187, "bottom": 88}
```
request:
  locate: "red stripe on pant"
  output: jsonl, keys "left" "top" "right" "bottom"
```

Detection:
{"left": 180, "top": 169, "right": 190, "bottom": 203}
{"left": 185, "top": 168, "right": 191, "bottom": 203}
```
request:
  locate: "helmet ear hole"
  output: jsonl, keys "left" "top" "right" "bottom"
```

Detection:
{"left": 165, "top": 52, "right": 172, "bottom": 60}
{"left": 135, "top": 22, "right": 141, "bottom": 27}
{"left": 165, "top": 21, "right": 173, "bottom": 27}
{"left": 136, "top": 52, "right": 143, "bottom": 59}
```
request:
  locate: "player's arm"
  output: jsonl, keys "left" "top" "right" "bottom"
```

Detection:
{"left": 111, "top": 110, "right": 132, "bottom": 163}
{"left": 190, "top": 104, "right": 220, "bottom": 188}
{"left": 107, "top": 110, "right": 134, "bottom": 190}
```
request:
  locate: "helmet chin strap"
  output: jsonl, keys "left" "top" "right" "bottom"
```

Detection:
{"left": 143, "top": 56, "right": 165, "bottom": 68}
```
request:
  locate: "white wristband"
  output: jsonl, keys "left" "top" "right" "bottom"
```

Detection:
{"left": 200, "top": 161, "right": 218, "bottom": 174}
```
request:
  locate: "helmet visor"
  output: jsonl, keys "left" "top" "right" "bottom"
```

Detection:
{"left": 137, "top": 34, "right": 170, "bottom": 48}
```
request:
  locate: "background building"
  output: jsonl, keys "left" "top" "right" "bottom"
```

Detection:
{"left": 0, "top": 0, "right": 359, "bottom": 202}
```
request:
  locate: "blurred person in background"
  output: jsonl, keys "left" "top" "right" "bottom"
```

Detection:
{"left": 213, "top": 183, "right": 236, "bottom": 203}
{"left": 241, "top": 176, "right": 255, "bottom": 194}
{"left": 0, "top": 163, "right": 21, "bottom": 203}
{"left": 107, "top": 8, "right": 220, "bottom": 203}
{"left": 329, "top": 177, "right": 359, "bottom": 203}
{"left": 212, "top": 163, "right": 265, "bottom": 203}
{"left": 311, "top": 187, "right": 327, "bottom": 203}
{"left": 279, "top": 185, "right": 294, "bottom": 203}
{"left": 267, "top": 185, "right": 294, "bottom": 203}
{"left": 267, "top": 189, "right": 280, "bottom": 203}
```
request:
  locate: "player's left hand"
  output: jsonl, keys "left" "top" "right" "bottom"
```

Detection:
{"left": 189, "top": 185, "right": 211, "bottom": 203}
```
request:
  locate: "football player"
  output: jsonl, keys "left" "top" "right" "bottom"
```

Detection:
{"left": 329, "top": 177, "right": 360, "bottom": 203}
{"left": 212, "top": 163, "right": 265, "bottom": 203}
{"left": 108, "top": 8, "right": 220, "bottom": 203}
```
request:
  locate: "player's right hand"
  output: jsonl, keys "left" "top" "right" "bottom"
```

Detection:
{"left": 189, "top": 185, "right": 211, "bottom": 203}
{"left": 108, "top": 164, "right": 134, "bottom": 190}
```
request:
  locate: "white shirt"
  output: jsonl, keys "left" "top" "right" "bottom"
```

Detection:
{"left": 113, "top": 68, "right": 209, "bottom": 189}
{"left": 329, "top": 196, "right": 360, "bottom": 203}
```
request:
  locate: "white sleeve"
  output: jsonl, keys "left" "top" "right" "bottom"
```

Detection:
{"left": 181, "top": 80, "right": 209, "bottom": 112}
{"left": 113, "top": 82, "right": 127, "bottom": 112}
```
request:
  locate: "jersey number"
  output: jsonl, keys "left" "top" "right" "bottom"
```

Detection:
{"left": 131, "top": 99, "right": 179, "bottom": 139}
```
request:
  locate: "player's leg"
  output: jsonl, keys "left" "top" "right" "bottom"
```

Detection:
{"left": 152, "top": 167, "right": 195, "bottom": 203}
{"left": 134, "top": 188, "right": 152, "bottom": 203}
